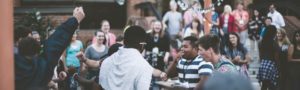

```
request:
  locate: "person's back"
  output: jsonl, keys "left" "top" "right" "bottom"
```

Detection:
{"left": 99, "top": 48, "right": 153, "bottom": 90}
{"left": 99, "top": 26, "right": 153, "bottom": 90}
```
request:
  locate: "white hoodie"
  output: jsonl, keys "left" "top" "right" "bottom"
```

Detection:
{"left": 99, "top": 48, "right": 153, "bottom": 90}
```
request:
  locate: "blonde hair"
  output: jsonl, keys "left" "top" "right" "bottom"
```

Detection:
{"left": 223, "top": 5, "right": 232, "bottom": 14}
{"left": 276, "top": 28, "right": 291, "bottom": 45}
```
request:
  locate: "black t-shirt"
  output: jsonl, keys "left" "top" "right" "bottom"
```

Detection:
{"left": 145, "top": 33, "right": 170, "bottom": 52}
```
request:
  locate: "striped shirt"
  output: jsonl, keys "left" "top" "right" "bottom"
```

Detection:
{"left": 177, "top": 56, "right": 214, "bottom": 89}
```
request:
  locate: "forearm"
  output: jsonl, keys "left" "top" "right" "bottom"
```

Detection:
{"left": 166, "top": 60, "right": 178, "bottom": 78}
{"left": 194, "top": 76, "right": 209, "bottom": 90}
{"left": 152, "top": 69, "right": 162, "bottom": 77}
{"left": 84, "top": 59, "right": 101, "bottom": 69}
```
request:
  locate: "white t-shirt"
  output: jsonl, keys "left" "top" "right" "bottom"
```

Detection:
{"left": 99, "top": 48, "right": 154, "bottom": 90}
{"left": 268, "top": 10, "right": 285, "bottom": 29}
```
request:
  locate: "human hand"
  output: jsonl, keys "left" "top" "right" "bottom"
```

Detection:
{"left": 76, "top": 52, "right": 86, "bottom": 63}
{"left": 73, "top": 7, "right": 85, "bottom": 23}
{"left": 175, "top": 50, "right": 183, "bottom": 62}
{"left": 58, "top": 71, "right": 67, "bottom": 80}
{"left": 160, "top": 72, "right": 168, "bottom": 81}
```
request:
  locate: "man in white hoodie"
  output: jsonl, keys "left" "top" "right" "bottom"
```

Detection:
{"left": 77, "top": 26, "right": 166, "bottom": 90}
{"left": 99, "top": 26, "right": 154, "bottom": 90}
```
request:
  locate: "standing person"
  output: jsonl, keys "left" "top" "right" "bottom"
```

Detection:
{"left": 197, "top": 35, "right": 237, "bottom": 73}
{"left": 14, "top": 7, "right": 85, "bottom": 90}
{"left": 165, "top": 36, "right": 214, "bottom": 90}
{"left": 224, "top": 33, "right": 250, "bottom": 77}
{"left": 248, "top": 9, "right": 263, "bottom": 41}
{"left": 145, "top": 20, "right": 170, "bottom": 71}
{"left": 93, "top": 20, "right": 116, "bottom": 46}
{"left": 183, "top": 19, "right": 204, "bottom": 38}
{"left": 275, "top": 28, "right": 291, "bottom": 90}
{"left": 211, "top": 8, "right": 220, "bottom": 36}
{"left": 183, "top": 1, "right": 204, "bottom": 27}
{"left": 62, "top": 31, "right": 84, "bottom": 90}
{"left": 220, "top": 5, "right": 236, "bottom": 35}
{"left": 287, "top": 30, "right": 300, "bottom": 90}
{"left": 257, "top": 25, "right": 279, "bottom": 90}
{"left": 84, "top": 30, "right": 108, "bottom": 82}
{"left": 267, "top": 4, "right": 285, "bottom": 29}
{"left": 162, "top": 0, "right": 183, "bottom": 40}
{"left": 232, "top": 3, "right": 249, "bottom": 44}
{"left": 246, "top": 9, "right": 263, "bottom": 72}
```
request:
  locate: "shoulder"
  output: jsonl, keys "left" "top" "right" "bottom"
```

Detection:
{"left": 218, "top": 64, "right": 236, "bottom": 73}
{"left": 76, "top": 40, "right": 83, "bottom": 45}
{"left": 85, "top": 45, "right": 93, "bottom": 51}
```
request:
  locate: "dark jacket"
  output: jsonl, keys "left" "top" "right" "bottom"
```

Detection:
{"left": 14, "top": 17, "right": 79, "bottom": 90}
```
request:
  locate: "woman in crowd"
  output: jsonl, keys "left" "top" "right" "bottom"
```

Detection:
{"left": 62, "top": 31, "right": 84, "bottom": 90}
{"left": 183, "top": 19, "right": 204, "bottom": 38}
{"left": 287, "top": 30, "right": 300, "bottom": 90}
{"left": 224, "top": 33, "right": 250, "bottom": 77}
{"left": 275, "top": 28, "right": 291, "bottom": 90}
{"left": 220, "top": 4, "right": 236, "bottom": 35}
{"left": 93, "top": 20, "right": 116, "bottom": 47}
{"left": 232, "top": 3, "right": 249, "bottom": 44}
{"left": 84, "top": 30, "right": 108, "bottom": 83}
{"left": 145, "top": 20, "right": 170, "bottom": 71}
{"left": 257, "top": 25, "right": 279, "bottom": 90}
{"left": 248, "top": 9, "right": 264, "bottom": 41}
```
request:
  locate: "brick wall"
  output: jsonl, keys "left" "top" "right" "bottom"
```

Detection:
{"left": 77, "top": 29, "right": 123, "bottom": 48}
{"left": 45, "top": 15, "right": 72, "bottom": 27}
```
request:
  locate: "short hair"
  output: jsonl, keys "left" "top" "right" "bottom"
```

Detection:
{"left": 123, "top": 26, "right": 146, "bottom": 47}
{"left": 18, "top": 37, "right": 41, "bottom": 56}
{"left": 14, "top": 26, "right": 31, "bottom": 43}
{"left": 197, "top": 35, "right": 220, "bottom": 54}
{"left": 183, "top": 36, "right": 198, "bottom": 48}
{"left": 265, "top": 17, "right": 272, "bottom": 22}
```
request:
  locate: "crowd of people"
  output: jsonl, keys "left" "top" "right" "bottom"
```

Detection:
{"left": 13, "top": 0, "right": 300, "bottom": 90}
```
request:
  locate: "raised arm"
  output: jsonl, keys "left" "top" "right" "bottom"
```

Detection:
{"left": 43, "top": 7, "right": 85, "bottom": 80}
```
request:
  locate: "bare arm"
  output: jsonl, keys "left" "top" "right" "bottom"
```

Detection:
{"left": 164, "top": 52, "right": 170, "bottom": 64}
{"left": 84, "top": 59, "right": 101, "bottom": 69}
{"left": 194, "top": 76, "right": 209, "bottom": 90}
{"left": 77, "top": 52, "right": 102, "bottom": 69}
{"left": 166, "top": 55, "right": 180, "bottom": 78}
{"left": 240, "top": 53, "right": 251, "bottom": 64}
